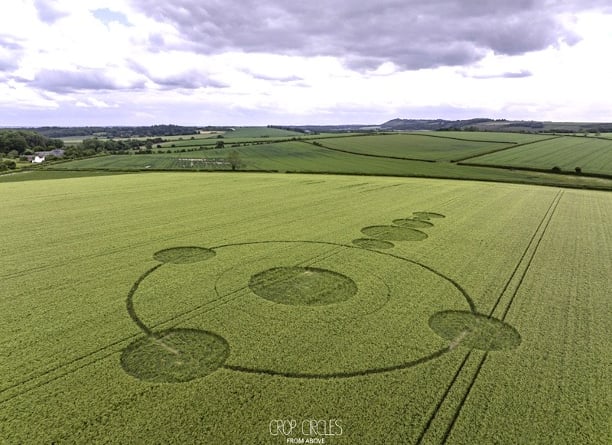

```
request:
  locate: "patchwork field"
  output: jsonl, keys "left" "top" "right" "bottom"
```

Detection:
{"left": 32, "top": 130, "right": 612, "bottom": 191}
{"left": 465, "top": 136, "right": 612, "bottom": 175}
{"left": 0, "top": 173, "right": 609, "bottom": 444}
{"left": 311, "top": 134, "right": 516, "bottom": 161}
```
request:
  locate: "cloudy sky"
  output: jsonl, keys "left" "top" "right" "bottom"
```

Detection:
{"left": 1, "top": 0, "right": 612, "bottom": 126}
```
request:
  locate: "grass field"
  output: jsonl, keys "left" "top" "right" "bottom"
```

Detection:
{"left": 43, "top": 137, "right": 612, "bottom": 190}
{"left": 465, "top": 136, "right": 612, "bottom": 175}
{"left": 312, "top": 134, "right": 514, "bottom": 161}
{"left": 0, "top": 172, "right": 609, "bottom": 444}
{"left": 423, "top": 131, "right": 550, "bottom": 143}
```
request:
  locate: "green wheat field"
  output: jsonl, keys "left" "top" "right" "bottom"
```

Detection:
{"left": 0, "top": 172, "right": 610, "bottom": 444}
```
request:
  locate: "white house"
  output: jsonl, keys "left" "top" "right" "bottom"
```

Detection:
{"left": 32, "top": 156, "right": 45, "bottom": 163}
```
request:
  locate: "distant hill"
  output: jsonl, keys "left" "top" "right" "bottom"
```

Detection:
{"left": 380, "top": 118, "right": 494, "bottom": 131}
{"left": 379, "top": 118, "right": 612, "bottom": 133}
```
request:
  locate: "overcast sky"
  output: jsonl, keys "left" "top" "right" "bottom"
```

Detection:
{"left": 1, "top": 0, "right": 611, "bottom": 126}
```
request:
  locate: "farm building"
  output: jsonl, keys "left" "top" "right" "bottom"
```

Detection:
{"left": 26, "top": 149, "right": 65, "bottom": 163}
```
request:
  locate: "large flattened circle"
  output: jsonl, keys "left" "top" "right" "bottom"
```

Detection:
{"left": 249, "top": 266, "right": 357, "bottom": 306}
{"left": 121, "top": 328, "right": 230, "bottom": 383}
{"left": 361, "top": 225, "right": 428, "bottom": 241}
{"left": 120, "top": 328, "right": 229, "bottom": 383}
{"left": 429, "top": 310, "right": 521, "bottom": 351}
{"left": 392, "top": 219, "right": 434, "bottom": 229}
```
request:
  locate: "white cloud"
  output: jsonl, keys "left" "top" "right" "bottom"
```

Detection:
{"left": 0, "top": 1, "right": 611, "bottom": 125}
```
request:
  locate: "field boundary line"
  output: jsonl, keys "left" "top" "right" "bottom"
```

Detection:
{"left": 298, "top": 140, "right": 438, "bottom": 163}
{"left": 453, "top": 135, "right": 562, "bottom": 163}
{"left": 456, "top": 162, "right": 612, "bottom": 180}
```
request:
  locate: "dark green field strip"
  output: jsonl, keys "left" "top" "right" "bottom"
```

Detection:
{"left": 302, "top": 139, "right": 438, "bottom": 162}
{"left": 155, "top": 130, "right": 358, "bottom": 149}
{"left": 310, "top": 134, "right": 514, "bottom": 162}
{"left": 411, "top": 131, "right": 549, "bottom": 144}
{"left": 453, "top": 135, "right": 563, "bottom": 162}
{"left": 43, "top": 140, "right": 612, "bottom": 190}
{"left": 462, "top": 136, "right": 612, "bottom": 175}
{"left": 414, "top": 191, "right": 563, "bottom": 443}
{"left": 397, "top": 132, "right": 522, "bottom": 144}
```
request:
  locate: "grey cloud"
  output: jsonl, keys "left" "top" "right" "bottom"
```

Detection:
{"left": 127, "top": 61, "right": 228, "bottom": 89}
{"left": 34, "top": 0, "right": 69, "bottom": 24}
{"left": 470, "top": 70, "right": 533, "bottom": 79}
{"left": 245, "top": 71, "right": 303, "bottom": 82}
{"left": 0, "top": 35, "right": 23, "bottom": 51}
{"left": 0, "top": 59, "right": 18, "bottom": 72}
{"left": 152, "top": 71, "right": 229, "bottom": 89}
{"left": 0, "top": 36, "right": 22, "bottom": 72}
{"left": 31, "top": 69, "right": 143, "bottom": 92}
{"left": 501, "top": 70, "right": 533, "bottom": 79}
{"left": 130, "top": 0, "right": 600, "bottom": 70}
{"left": 92, "top": 8, "right": 131, "bottom": 26}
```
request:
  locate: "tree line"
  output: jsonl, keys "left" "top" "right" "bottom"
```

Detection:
{"left": 0, "top": 130, "right": 64, "bottom": 157}
{"left": 9, "top": 125, "right": 201, "bottom": 139}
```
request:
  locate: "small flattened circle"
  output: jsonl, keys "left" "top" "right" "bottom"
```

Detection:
{"left": 429, "top": 310, "right": 521, "bottom": 351}
{"left": 413, "top": 212, "right": 445, "bottom": 220}
{"left": 392, "top": 219, "right": 434, "bottom": 229}
{"left": 120, "top": 328, "right": 229, "bottom": 383}
{"left": 153, "top": 247, "right": 216, "bottom": 264}
{"left": 352, "top": 238, "right": 395, "bottom": 249}
{"left": 361, "top": 225, "right": 428, "bottom": 241}
{"left": 249, "top": 266, "right": 358, "bottom": 306}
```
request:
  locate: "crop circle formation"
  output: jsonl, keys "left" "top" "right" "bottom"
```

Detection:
{"left": 249, "top": 266, "right": 358, "bottom": 306}
{"left": 413, "top": 212, "right": 446, "bottom": 220}
{"left": 120, "top": 328, "right": 230, "bottom": 383}
{"left": 392, "top": 218, "right": 434, "bottom": 229}
{"left": 428, "top": 310, "right": 521, "bottom": 351}
{"left": 361, "top": 225, "right": 428, "bottom": 241}
{"left": 122, "top": 212, "right": 519, "bottom": 383}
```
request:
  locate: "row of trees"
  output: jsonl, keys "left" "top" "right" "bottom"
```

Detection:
{"left": 16, "top": 125, "right": 201, "bottom": 139}
{"left": 0, "top": 130, "right": 64, "bottom": 156}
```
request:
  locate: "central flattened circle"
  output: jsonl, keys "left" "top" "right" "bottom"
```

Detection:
{"left": 248, "top": 266, "right": 358, "bottom": 306}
